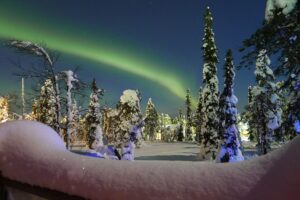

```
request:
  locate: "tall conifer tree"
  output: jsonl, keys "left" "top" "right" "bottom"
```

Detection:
{"left": 217, "top": 49, "right": 244, "bottom": 162}
{"left": 200, "top": 7, "right": 220, "bottom": 160}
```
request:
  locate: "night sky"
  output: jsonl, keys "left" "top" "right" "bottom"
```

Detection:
{"left": 0, "top": 0, "right": 266, "bottom": 116}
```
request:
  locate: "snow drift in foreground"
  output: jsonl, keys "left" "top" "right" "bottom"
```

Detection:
{"left": 0, "top": 121, "right": 300, "bottom": 200}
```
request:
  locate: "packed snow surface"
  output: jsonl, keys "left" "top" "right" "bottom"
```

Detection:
{"left": 1, "top": 121, "right": 300, "bottom": 200}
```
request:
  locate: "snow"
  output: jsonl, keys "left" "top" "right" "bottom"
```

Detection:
{"left": 1, "top": 120, "right": 300, "bottom": 200}
{"left": 267, "top": 111, "right": 281, "bottom": 130}
{"left": 120, "top": 89, "right": 140, "bottom": 107}
{"left": 294, "top": 120, "right": 300, "bottom": 133}
{"left": 225, "top": 94, "right": 238, "bottom": 105}
{"left": 265, "top": 0, "right": 297, "bottom": 20}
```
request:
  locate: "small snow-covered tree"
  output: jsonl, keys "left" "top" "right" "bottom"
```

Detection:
{"left": 185, "top": 89, "right": 193, "bottom": 141}
{"left": 115, "top": 90, "right": 143, "bottom": 147}
{"left": 104, "top": 90, "right": 143, "bottom": 147}
{"left": 0, "top": 96, "right": 9, "bottom": 122}
{"left": 62, "top": 70, "right": 78, "bottom": 150}
{"left": 70, "top": 100, "right": 80, "bottom": 144}
{"left": 200, "top": 7, "right": 220, "bottom": 160}
{"left": 144, "top": 98, "right": 159, "bottom": 141}
{"left": 195, "top": 87, "right": 203, "bottom": 143}
{"left": 250, "top": 50, "right": 282, "bottom": 155}
{"left": 217, "top": 49, "right": 244, "bottom": 162}
{"left": 177, "top": 109, "right": 184, "bottom": 141}
{"left": 31, "top": 98, "right": 39, "bottom": 121}
{"left": 243, "top": 86, "right": 258, "bottom": 142}
{"left": 86, "top": 79, "right": 103, "bottom": 149}
{"left": 38, "top": 79, "right": 58, "bottom": 131}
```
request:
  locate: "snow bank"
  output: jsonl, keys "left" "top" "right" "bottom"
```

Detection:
{"left": 1, "top": 121, "right": 300, "bottom": 200}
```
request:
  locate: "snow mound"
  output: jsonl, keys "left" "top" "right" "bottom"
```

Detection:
{"left": 1, "top": 120, "right": 300, "bottom": 200}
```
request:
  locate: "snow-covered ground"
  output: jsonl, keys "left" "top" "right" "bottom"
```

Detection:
{"left": 1, "top": 120, "right": 300, "bottom": 200}
{"left": 135, "top": 142, "right": 200, "bottom": 161}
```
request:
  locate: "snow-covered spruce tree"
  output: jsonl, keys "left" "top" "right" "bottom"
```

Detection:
{"left": 62, "top": 70, "right": 78, "bottom": 149}
{"left": 217, "top": 49, "right": 244, "bottom": 162}
{"left": 185, "top": 89, "right": 193, "bottom": 141}
{"left": 195, "top": 87, "right": 203, "bottom": 143}
{"left": 244, "top": 86, "right": 258, "bottom": 142}
{"left": 200, "top": 7, "right": 220, "bottom": 160}
{"left": 0, "top": 96, "right": 9, "bottom": 122}
{"left": 31, "top": 98, "right": 39, "bottom": 120}
{"left": 144, "top": 98, "right": 159, "bottom": 141}
{"left": 275, "top": 77, "right": 300, "bottom": 141}
{"left": 38, "top": 79, "right": 58, "bottom": 131}
{"left": 104, "top": 90, "right": 143, "bottom": 147}
{"left": 177, "top": 109, "right": 184, "bottom": 141}
{"left": 70, "top": 100, "right": 80, "bottom": 144}
{"left": 250, "top": 50, "right": 282, "bottom": 155}
{"left": 240, "top": 1, "right": 299, "bottom": 137}
{"left": 86, "top": 79, "right": 103, "bottom": 149}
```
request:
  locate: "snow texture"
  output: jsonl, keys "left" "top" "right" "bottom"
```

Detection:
{"left": 265, "top": 0, "right": 297, "bottom": 20}
{"left": 120, "top": 89, "right": 140, "bottom": 107}
{"left": 1, "top": 120, "right": 300, "bottom": 200}
{"left": 294, "top": 120, "right": 300, "bottom": 133}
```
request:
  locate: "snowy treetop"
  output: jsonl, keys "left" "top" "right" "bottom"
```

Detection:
{"left": 265, "top": 0, "right": 297, "bottom": 20}
{"left": 120, "top": 89, "right": 140, "bottom": 108}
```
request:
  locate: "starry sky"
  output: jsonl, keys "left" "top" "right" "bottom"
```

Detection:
{"left": 0, "top": 0, "right": 266, "bottom": 116}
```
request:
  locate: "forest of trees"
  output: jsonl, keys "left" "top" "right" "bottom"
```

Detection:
{"left": 0, "top": 3, "right": 299, "bottom": 163}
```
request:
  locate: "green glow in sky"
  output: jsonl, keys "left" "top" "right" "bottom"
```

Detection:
{"left": 0, "top": 15, "right": 197, "bottom": 105}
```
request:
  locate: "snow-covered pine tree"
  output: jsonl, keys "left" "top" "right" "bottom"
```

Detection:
{"left": 244, "top": 86, "right": 258, "bottom": 142}
{"left": 144, "top": 98, "right": 159, "bottom": 141}
{"left": 185, "top": 89, "right": 193, "bottom": 141}
{"left": 38, "top": 79, "right": 58, "bottom": 131}
{"left": 282, "top": 90, "right": 298, "bottom": 138}
{"left": 195, "top": 87, "right": 203, "bottom": 143}
{"left": 240, "top": 1, "right": 299, "bottom": 138}
{"left": 217, "top": 49, "right": 244, "bottom": 162}
{"left": 102, "top": 90, "right": 143, "bottom": 147}
{"left": 250, "top": 50, "right": 282, "bottom": 155}
{"left": 31, "top": 98, "right": 39, "bottom": 120}
{"left": 70, "top": 100, "right": 80, "bottom": 144}
{"left": 0, "top": 96, "right": 9, "bottom": 122}
{"left": 115, "top": 90, "right": 143, "bottom": 147}
{"left": 86, "top": 79, "right": 103, "bottom": 149}
{"left": 177, "top": 109, "right": 184, "bottom": 141}
{"left": 63, "top": 70, "right": 78, "bottom": 150}
{"left": 200, "top": 7, "right": 220, "bottom": 160}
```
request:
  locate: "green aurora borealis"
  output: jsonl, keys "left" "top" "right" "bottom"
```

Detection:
{"left": 0, "top": 0, "right": 268, "bottom": 114}
{"left": 0, "top": 9, "right": 195, "bottom": 107}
